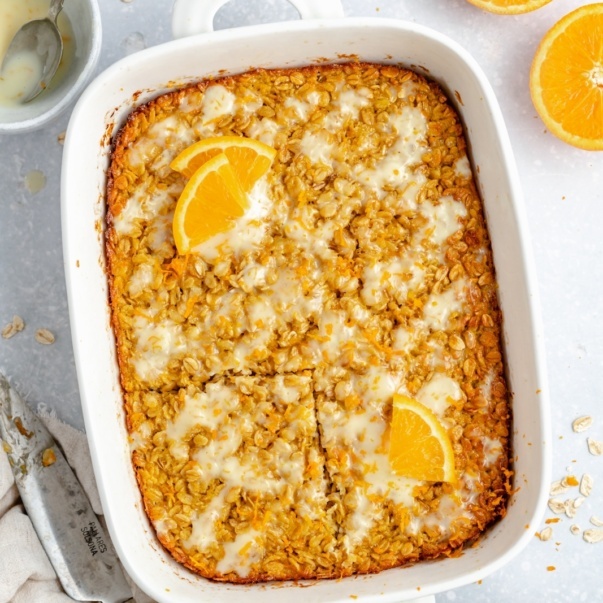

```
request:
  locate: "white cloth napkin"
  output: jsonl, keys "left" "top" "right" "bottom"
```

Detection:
{"left": 0, "top": 411, "right": 155, "bottom": 603}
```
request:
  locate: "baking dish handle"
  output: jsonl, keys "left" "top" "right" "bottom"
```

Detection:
{"left": 172, "top": 0, "right": 345, "bottom": 39}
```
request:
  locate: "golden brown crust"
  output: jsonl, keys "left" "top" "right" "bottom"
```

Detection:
{"left": 105, "top": 62, "right": 512, "bottom": 583}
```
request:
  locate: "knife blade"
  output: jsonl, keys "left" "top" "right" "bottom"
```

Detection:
{"left": 0, "top": 373, "right": 134, "bottom": 603}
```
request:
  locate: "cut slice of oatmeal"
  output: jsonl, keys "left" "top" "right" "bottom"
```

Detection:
{"left": 129, "top": 374, "right": 339, "bottom": 581}
{"left": 314, "top": 365, "right": 509, "bottom": 575}
{"left": 315, "top": 365, "right": 411, "bottom": 573}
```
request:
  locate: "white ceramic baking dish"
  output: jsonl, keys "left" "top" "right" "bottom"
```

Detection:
{"left": 61, "top": 1, "right": 551, "bottom": 601}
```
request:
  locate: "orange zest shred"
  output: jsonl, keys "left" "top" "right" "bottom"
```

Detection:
{"left": 165, "top": 255, "right": 189, "bottom": 277}
{"left": 183, "top": 295, "right": 200, "bottom": 319}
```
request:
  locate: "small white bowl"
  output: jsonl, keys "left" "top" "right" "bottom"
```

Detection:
{"left": 0, "top": 0, "right": 101, "bottom": 134}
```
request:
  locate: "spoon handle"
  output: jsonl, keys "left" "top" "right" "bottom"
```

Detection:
{"left": 48, "top": 0, "right": 65, "bottom": 24}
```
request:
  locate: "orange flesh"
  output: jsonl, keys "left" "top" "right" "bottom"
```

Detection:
{"left": 388, "top": 394, "right": 456, "bottom": 484}
{"left": 171, "top": 136, "right": 277, "bottom": 191}
{"left": 537, "top": 14, "right": 603, "bottom": 139}
{"left": 173, "top": 155, "right": 248, "bottom": 254}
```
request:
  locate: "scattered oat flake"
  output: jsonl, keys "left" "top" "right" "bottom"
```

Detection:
{"left": 42, "top": 448, "right": 56, "bottom": 467}
{"left": 35, "top": 328, "right": 55, "bottom": 345}
{"left": 572, "top": 416, "right": 593, "bottom": 432}
{"left": 587, "top": 437, "right": 603, "bottom": 456}
{"left": 549, "top": 480, "right": 569, "bottom": 497}
{"left": 570, "top": 524, "right": 581, "bottom": 535}
{"left": 2, "top": 315, "right": 25, "bottom": 339}
{"left": 2, "top": 323, "right": 17, "bottom": 339}
{"left": 565, "top": 497, "right": 585, "bottom": 519}
{"left": 57, "top": 131, "right": 66, "bottom": 145}
{"left": 538, "top": 526, "right": 553, "bottom": 541}
{"left": 565, "top": 502, "right": 577, "bottom": 518}
{"left": 583, "top": 528, "right": 603, "bottom": 544}
{"left": 548, "top": 498, "right": 566, "bottom": 514}
{"left": 590, "top": 516, "right": 603, "bottom": 527}
{"left": 24, "top": 170, "right": 46, "bottom": 194}
{"left": 580, "top": 473, "right": 593, "bottom": 497}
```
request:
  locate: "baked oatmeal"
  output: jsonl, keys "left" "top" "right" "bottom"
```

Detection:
{"left": 106, "top": 63, "right": 512, "bottom": 582}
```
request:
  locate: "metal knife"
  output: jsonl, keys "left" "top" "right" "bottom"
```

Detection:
{"left": 0, "top": 372, "right": 134, "bottom": 603}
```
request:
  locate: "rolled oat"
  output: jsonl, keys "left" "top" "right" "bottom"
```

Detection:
{"left": 572, "top": 415, "right": 593, "bottom": 432}
{"left": 583, "top": 528, "right": 603, "bottom": 544}
{"left": 587, "top": 438, "right": 603, "bottom": 456}
{"left": 1, "top": 315, "right": 25, "bottom": 339}
{"left": 35, "top": 328, "right": 55, "bottom": 345}
{"left": 538, "top": 526, "right": 553, "bottom": 541}
{"left": 580, "top": 473, "right": 594, "bottom": 497}
{"left": 548, "top": 498, "right": 566, "bottom": 514}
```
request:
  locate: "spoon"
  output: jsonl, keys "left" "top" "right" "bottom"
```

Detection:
{"left": 1, "top": 0, "right": 65, "bottom": 103}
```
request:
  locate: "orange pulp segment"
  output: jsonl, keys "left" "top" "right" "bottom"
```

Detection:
{"left": 172, "top": 154, "right": 249, "bottom": 254}
{"left": 530, "top": 4, "right": 603, "bottom": 150}
{"left": 389, "top": 394, "right": 457, "bottom": 484}
{"left": 465, "top": 0, "right": 552, "bottom": 14}
{"left": 170, "top": 135, "right": 277, "bottom": 191}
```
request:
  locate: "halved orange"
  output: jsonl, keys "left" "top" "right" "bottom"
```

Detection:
{"left": 530, "top": 4, "right": 603, "bottom": 150}
{"left": 465, "top": 0, "right": 552, "bottom": 14}
{"left": 389, "top": 394, "right": 457, "bottom": 484}
{"left": 172, "top": 154, "right": 248, "bottom": 254}
{"left": 170, "top": 136, "right": 277, "bottom": 191}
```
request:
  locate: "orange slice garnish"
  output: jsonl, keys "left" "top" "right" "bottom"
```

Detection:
{"left": 172, "top": 154, "right": 248, "bottom": 255}
{"left": 170, "top": 135, "right": 277, "bottom": 192}
{"left": 530, "top": 4, "right": 603, "bottom": 150}
{"left": 465, "top": 0, "right": 552, "bottom": 14}
{"left": 388, "top": 394, "right": 457, "bottom": 484}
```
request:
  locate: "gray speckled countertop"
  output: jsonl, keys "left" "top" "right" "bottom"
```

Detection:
{"left": 1, "top": 1, "right": 602, "bottom": 601}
